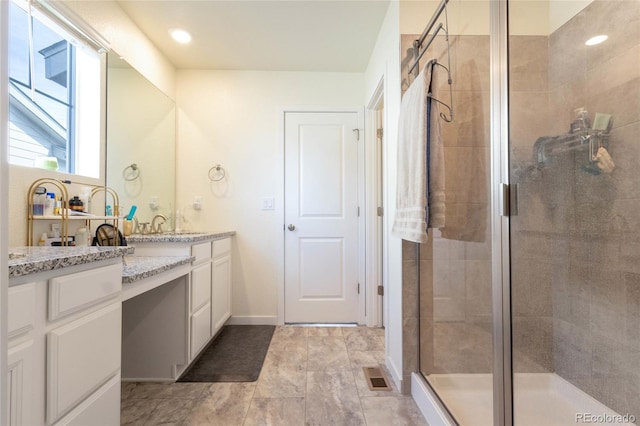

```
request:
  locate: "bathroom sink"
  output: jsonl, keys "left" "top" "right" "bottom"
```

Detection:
{"left": 157, "top": 231, "right": 204, "bottom": 235}
{"left": 128, "top": 231, "right": 205, "bottom": 237}
{"left": 8, "top": 251, "right": 27, "bottom": 260}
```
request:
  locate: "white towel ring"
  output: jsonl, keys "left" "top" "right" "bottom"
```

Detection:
{"left": 208, "top": 164, "right": 226, "bottom": 182}
{"left": 123, "top": 163, "right": 140, "bottom": 181}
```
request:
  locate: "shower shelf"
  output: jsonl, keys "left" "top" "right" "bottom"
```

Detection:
{"left": 532, "top": 128, "right": 610, "bottom": 166}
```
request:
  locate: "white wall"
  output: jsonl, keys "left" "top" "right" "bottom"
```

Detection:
{"left": 64, "top": 0, "right": 176, "bottom": 100}
{"left": 175, "top": 70, "right": 364, "bottom": 323}
{"left": 363, "top": 1, "right": 405, "bottom": 390}
{"left": 401, "top": 0, "right": 491, "bottom": 35}
{"left": 549, "top": 0, "right": 593, "bottom": 33}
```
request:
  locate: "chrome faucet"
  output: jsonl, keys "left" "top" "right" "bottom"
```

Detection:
{"left": 133, "top": 217, "right": 141, "bottom": 234}
{"left": 151, "top": 214, "right": 168, "bottom": 234}
{"left": 139, "top": 222, "right": 150, "bottom": 235}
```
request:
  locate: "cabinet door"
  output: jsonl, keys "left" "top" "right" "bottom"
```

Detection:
{"left": 7, "top": 340, "right": 34, "bottom": 426}
{"left": 47, "top": 303, "right": 121, "bottom": 424}
{"left": 212, "top": 254, "right": 232, "bottom": 333}
{"left": 52, "top": 375, "right": 120, "bottom": 426}
{"left": 190, "top": 303, "right": 211, "bottom": 359}
{"left": 191, "top": 263, "right": 211, "bottom": 313}
{"left": 8, "top": 284, "right": 35, "bottom": 339}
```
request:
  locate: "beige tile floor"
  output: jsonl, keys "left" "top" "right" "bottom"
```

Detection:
{"left": 121, "top": 325, "right": 428, "bottom": 425}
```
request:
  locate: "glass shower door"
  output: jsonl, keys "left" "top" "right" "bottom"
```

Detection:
{"left": 508, "top": 0, "right": 640, "bottom": 424}
{"left": 412, "top": 1, "right": 496, "bottom": 424}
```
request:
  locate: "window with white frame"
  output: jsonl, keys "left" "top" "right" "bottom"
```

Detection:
{"left": 8, "top": 0, "right": 102, "bottom": 178}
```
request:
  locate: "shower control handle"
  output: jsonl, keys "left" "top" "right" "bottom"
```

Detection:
{"left": 287, "top": 224, "right": 296, "bottom": 231}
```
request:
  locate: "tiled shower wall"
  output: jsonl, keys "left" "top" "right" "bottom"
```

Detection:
{"left": 511, "top": 0, "right": 640, "bottom": 417}
{"left": 403, "top": 0, "right": 639, "bottom": 416}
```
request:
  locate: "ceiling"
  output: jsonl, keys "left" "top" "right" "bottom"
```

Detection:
{"left": 115, "top": 0, "right": 391, "bottom": 72}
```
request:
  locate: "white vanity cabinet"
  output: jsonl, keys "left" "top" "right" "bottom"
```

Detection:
{"left": 128, "top": 234, "right": 233, "bottom": 363}
{"left": 7, "top": 261, "right": 123, "bottom": 426}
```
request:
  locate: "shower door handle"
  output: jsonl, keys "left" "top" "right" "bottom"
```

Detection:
{"left": 501, "top": 183, "right": 519, "bottom": 217}
{"left": 511, "top": 183, "right": 519, "bottom": 216}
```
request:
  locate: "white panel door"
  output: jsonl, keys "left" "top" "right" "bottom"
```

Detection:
{"left": 285, "top": 111, "right": 359, "bottom": 323}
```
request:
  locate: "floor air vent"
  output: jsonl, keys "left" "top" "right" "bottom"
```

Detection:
{"left": 363, "top": 366, "right": 391, "bottom": 391}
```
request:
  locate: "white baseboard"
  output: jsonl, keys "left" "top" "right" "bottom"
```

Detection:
{"left": 411, "top": 373, "right": 455, "bottom": 426}
{"left": 386, "top": 355, "right": 403, "bottom": 392}
{"left": 226, "top": 315, "right": 278, "bottom": 325}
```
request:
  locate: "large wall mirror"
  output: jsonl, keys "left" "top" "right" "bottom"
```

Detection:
{"left": 106, "top": 51, "right": 176, "bottom": 224}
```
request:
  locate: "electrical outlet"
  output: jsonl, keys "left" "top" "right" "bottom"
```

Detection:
{"left": 149, "top": 196, "right": 159, "bottom": 210}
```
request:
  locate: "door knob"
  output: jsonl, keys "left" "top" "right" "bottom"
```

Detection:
{"left": 287, "top": 224, "right": 296, "bottom": 231}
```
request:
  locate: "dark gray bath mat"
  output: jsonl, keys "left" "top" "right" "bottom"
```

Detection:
{"left": 178, "top": 325, "right": 275, "bottom": 382}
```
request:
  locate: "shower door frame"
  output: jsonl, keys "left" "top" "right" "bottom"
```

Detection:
{"left": 412, "top": 1, "right": 515, "bottom": 424}
{"left": 490, "top": 0, "right": 513, "bottom": 425}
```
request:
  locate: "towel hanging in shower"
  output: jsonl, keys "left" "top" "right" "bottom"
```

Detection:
{"left": 392, "top": 59, "right": 445, "bottom": 243}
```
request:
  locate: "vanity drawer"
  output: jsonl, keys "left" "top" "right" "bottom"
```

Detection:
{"left": 48, "top": 263, "right": 122, "bottom": 322}
{"left": 213, "top": 238, "right": 231, "bottom": 258}
{"left": 191, "top": 242, "right": 212, "bottom": 264}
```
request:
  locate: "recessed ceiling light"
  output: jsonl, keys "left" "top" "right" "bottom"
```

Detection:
{"left": 585, "top": 35, "right": 608, "bottom": 46}
{"left": 169, "top": 28, "right": 192, "bottom": 44}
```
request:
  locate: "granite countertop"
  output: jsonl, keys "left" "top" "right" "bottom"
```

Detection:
{"left": 8, "top": 246, "right": 134, "bottom": 279}
{"left": 126, "top": 230, "right": 235, "bottom": 243}
{"left": 122, "top": 255, "right": 194, "bottom": 284}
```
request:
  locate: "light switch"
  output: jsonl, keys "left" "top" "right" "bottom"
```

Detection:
{"left": 261, "top": 197, "right": 275, "bottom": 210}
{"left": 193, "top": 196, "right": 203, "bottom": 210}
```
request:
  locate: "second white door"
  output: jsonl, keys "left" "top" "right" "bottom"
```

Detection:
{"left": 284, "top": 111, "right": 360, "bottom": 323}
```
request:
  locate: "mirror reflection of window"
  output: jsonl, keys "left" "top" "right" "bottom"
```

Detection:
{"left": 8, "top": 0, "right": 102, "bottom": 178}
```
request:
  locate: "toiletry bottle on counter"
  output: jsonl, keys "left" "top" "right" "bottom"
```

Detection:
{"left": 69, "top": 196, "right": 84, "bottom": 212}
{"left": 54, "top": 195, "right": 62, "bottom": 215}
{"left": 33, "top": 192, "right": 45, "bottom": 216}
{"left": 75, "top": 227, "right": 88, "bottom": 246}
{"left": 44, "top": 193, "right": 55, "bottom": 216}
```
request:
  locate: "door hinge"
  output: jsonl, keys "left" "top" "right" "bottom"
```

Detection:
{"left": 357, "top": 206, "right": 360, "bottom": 217}
{"left": 352, "top": 128, "right": 360, "bottom": 141}
{"left": 377, "top": 285, "right": 384, "bottom": 296}
{"left": 377, "top": 128, "right": 383, "bottom": 139}
{"left": 357, "top": 283, "right": 360, "bottom": 294}
{"left": 377, "top": 206, "right": 384, "bottom": 217}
